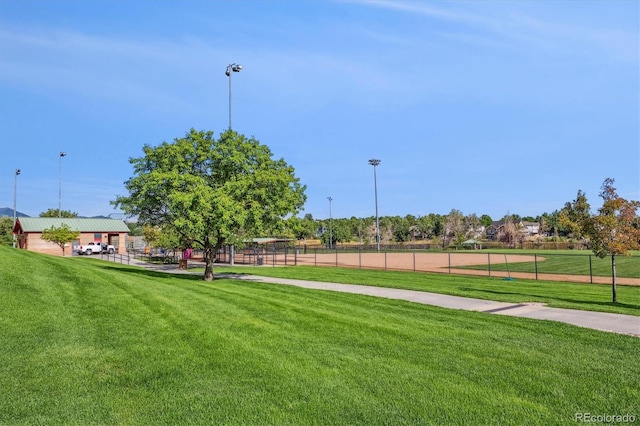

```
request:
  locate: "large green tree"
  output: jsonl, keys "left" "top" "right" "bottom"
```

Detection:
{"left": 41, "top": 224, "right": 80, "bottom": 256}
{"left": 588, "top": 178, "right": 640, "bottom": 303}
{"left": 113, "top": 129, "right": 306, "bottom": 280}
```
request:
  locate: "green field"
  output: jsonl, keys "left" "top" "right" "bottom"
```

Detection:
{"left": 453, "top": 249, "right": 640, "bottom": 279}
{"left": 217, "top": 266, "right": 640, "bottom": 316}
{"left": 1, "top": 247, "right": 639, "bottom": 425}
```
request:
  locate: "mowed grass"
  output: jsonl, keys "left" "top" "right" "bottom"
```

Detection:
{"left": 1, "top": 247, "right": 639, "bottom": 425}
{"left": 218, "top": 266, "right": 640, "bottom": 316}
{"left": 454, "top": 249, "right": 640, "bottom": 279}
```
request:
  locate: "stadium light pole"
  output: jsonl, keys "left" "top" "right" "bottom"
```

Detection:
{"left": 327, "top": 196, "right": 333, "bottom": 250}
{"left": 368, "top": 159, "right": 381, "bottom": 252}
{"left": 225, "top": 63, "right": 243, "bottom": 129}
{"left": 13, "top": 169, "right": 20, "bottom": 248}
{"left": 59, "top": 151, "right": 66, "bottom": 218}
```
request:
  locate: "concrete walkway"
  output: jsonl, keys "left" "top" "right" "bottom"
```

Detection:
{"left": 110, "top": 257, "right": 639, "bottom": 337}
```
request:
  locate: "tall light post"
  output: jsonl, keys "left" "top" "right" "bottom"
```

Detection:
{"left": 225, "top": 63, "right": 243, "bottom": 129}
{"left": 368, "top": 159, "right": 381, "bottom": 252}
{"left": 13, "top": 169, "right": 20, "bottom": 248}
{"left": 327, "top": 196, "right": 333, "bottom": 250}
{"left": 59, "top": 151, "right": 66, "bottom": 218}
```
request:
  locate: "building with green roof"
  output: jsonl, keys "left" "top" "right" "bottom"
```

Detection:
{"left": 13, "top": 218, "right": 130, "bottom": 256}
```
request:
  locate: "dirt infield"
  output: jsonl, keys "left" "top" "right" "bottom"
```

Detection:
{"left": 251, "top": 252, "right": 640, "bottom": 286}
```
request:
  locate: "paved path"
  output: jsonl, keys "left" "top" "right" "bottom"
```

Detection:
{"left": 108, "top": 257, "right": 640, "bottom": 337}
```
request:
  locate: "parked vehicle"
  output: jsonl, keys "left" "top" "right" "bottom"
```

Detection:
{"left": 76, "top": 242, "right": 116, "bottom": 255}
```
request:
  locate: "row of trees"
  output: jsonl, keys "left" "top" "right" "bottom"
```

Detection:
{"left": 288, "top": 211, "right": 572, "bottom": 248}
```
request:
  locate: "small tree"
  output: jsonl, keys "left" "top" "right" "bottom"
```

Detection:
{"left": 498, "top": 215, "right": 518, "bottom": 247}
{"left": 41, "top": 224, "right": 80, "bottom": 256}
{"left": 444, "top": 209, "right": 464, "bottom": 247}
{"left": 0, "top": 217, "right": 14, "bottom": 246}
{"left": 588, "top": 178, "right": 640, "bottom": 303}
{"left": 142, "top": 225, "right": 160, "bottom": 253}
{"left": 559, "top": 190, "right": 591, "bottom": 243}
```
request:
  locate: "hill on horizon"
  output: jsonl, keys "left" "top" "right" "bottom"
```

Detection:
{"left": 0, "top": 207, "right": 29, "bottom": 218}
{"left": 0, "top": 207, "right": 116, "bottom": 220}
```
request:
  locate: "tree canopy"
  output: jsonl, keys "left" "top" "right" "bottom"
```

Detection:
{"left": 41, "top": 224, "right": 80, "bottom": 256}
{"left": 0, "top": 217, "right": 14, "bottom": 246}
{"left": 587, "top": 178, "right": 640, "bottom": 303}
{"left": 39, "top": 209, "right": 78, "bottom": 218}
{"left": 113, "top": 129, "right": 306, "bottom": 280}
{"left": 558, "top": 190, "right": 591, "bottom": 241}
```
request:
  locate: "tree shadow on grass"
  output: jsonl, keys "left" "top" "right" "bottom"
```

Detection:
{"left": 461, "top": 287, "right": 640, "bottom": 314}
{"left": 96, "top": 264, "right": 206, "bottom": 282}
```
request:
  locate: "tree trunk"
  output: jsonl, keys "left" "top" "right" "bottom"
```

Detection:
{"left": 611, "top": 255, "right": 617, "bottom": 304}
{"left": 203, "top": 237, "right": 215, "bottom": 281}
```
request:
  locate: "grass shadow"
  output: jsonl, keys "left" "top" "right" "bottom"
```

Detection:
{"left": 97, "top": 263, "right": 205, "bottom": 282}
{"left": 462, "top": 287, "right": 640, "bottom": 314}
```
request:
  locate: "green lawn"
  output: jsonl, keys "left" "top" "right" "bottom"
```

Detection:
{"left": 216, "top": 266, "right": 640, "bottom": 316}
{"left": 453, "top": 250, "right": 640, "bottom": 279}
{"left": 1, "top": 247, "right": 639, "bottom": 425}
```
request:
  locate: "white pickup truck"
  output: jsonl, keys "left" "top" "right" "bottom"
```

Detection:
{"left": 76, "top": 242, "right": 116, "bottom": 255}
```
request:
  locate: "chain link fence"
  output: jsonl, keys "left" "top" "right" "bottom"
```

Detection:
{"left": 218, "top": 245, "right": 640, "bottom": 285}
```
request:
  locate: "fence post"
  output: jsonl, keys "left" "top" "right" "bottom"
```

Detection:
{"left": 589, "top": 255, "right": 593, "bottom": 284}
{"left": 535, "top": 254, "right": 538, "bottom": 280}
{"left": 314, "top": 249, "right": 317, "bottom": 267}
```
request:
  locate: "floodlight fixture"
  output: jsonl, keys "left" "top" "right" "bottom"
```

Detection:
{"left": 225, "top": 63, "right": 244, "bottom": 129}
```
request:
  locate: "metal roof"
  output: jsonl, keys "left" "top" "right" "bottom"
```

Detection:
{"left": 243, "top": 238, "right": 294, "bottom": 244}
{"left": 15, "top": 218, "right": 130, "bottom": 233}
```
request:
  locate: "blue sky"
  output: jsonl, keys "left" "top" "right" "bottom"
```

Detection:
{"left": 1, "top": 0, "right": 638, "bottom": 220}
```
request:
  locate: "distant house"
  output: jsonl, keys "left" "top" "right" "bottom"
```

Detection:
{"left": 486, "top": 221, "right": 503, "bottom": 241}
{"left": 12, "top": 218, "right": 130, "bottom": 256}
{"left": 519, "top": 221, "right": 540, "bottom": 236}
{"left": 486, "top": 220, "right": 540, "bottom": 241}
